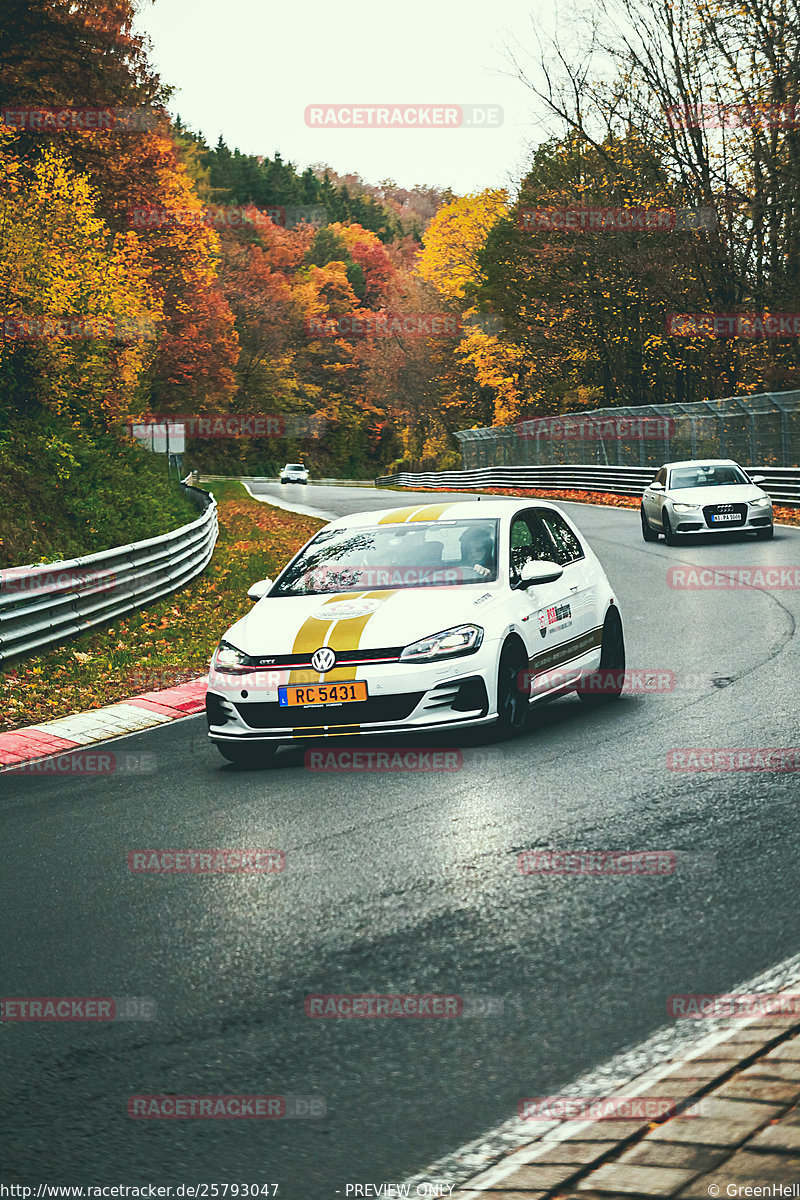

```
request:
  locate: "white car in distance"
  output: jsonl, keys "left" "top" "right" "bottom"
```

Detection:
{"left": 280, "top": 463, "right": 308, "bottom": 485}
{"left": 641, "top": 459, "right": 773, "bottom": 543}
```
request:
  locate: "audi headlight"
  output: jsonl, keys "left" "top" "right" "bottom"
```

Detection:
{"left": 213, "top": 640, "right": 253, "bottom": 672}
{"left": 672, "top": 502, "right": 700, "bottom": 513}
{"left": 400, "top": 624, "right": 484, "bottom": 663}
{"left": 750, "top": 495, "right": 772, "bottom": 508}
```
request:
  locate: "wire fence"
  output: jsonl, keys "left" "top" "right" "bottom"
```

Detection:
{"left": 454, "top": 390, "right": 800, "bottom": 470}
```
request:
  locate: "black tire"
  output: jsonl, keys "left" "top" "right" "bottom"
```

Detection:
{"left": 662, "top": 511, "right": 679, "bottom": 546}
{"left": 577, "top": 608, "right": 626, "bottom": 704}
{"left": 215, "top": 742, "right": 277, "bottom": 768}
{"left": 755, "top": 525, "right": 774, "bottom": 540}
{"left": 640, "top": 506, "right": 658, "bottom": 542}
{"left": 492, "top": 638, "right": 530, "bottom": 739}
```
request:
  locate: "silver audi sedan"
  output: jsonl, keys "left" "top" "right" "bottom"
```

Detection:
{"left": 641, "top": 459, "right": 773, "bottom": 543}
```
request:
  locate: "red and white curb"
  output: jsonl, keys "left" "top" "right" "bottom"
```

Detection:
{"left": 0, "top": 679, "right": 207, "bottom": 771}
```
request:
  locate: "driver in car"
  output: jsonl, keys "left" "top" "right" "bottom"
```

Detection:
{"left": 459, "top": 527, "right": 495, "bottom": 578}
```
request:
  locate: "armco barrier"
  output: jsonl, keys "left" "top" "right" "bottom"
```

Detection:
{"left": 374, "top": 464, "right": 800, "bottom": 507}
{"left": 0, "top": 484, "right": 218, "bottom": 665}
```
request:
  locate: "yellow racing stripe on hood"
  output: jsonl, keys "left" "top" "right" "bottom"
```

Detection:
{"left": 288, "top": 592, "right": 360, "bottom": 685}
{"left": 377, "top": 506, "right": 426, "bottom": 524}
{"left": 377, "top": 502, "right": 459, "bottom": 524}
{"left": 322, "top": 589, "right": 398, "bottom": 681}
{"left": 289, "top": 590, "right": 399, "bottom": 736}
{"left": 407, "top": 502, "right": 459, "bottom": 521}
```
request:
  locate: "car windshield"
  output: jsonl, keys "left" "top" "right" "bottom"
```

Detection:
{"left": 669, "top": 465, "right": 749, "bottom": 489}
{"left": 271, "top": 518, "right": 500, "bottom": 595}
{"left": 285, "top": 464, "right": 304, "bottom": 470}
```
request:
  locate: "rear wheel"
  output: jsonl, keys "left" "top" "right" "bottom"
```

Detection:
{"left": 640, "top": 506, "right": 658, "bottom": 542}
{"left": 215, "top": 742, "right": 277, "bottom": 768}
{"left": 577, "top": 608, "right": 626, "bottom": 704}
{"left": 662, "top": 511, "right": 680, "bottom": 546}
{"left": 493, "top": 638, "right": 530, "bottom": 739}
{"left": 755, "top": 525, "right": 774, "bottom": 540}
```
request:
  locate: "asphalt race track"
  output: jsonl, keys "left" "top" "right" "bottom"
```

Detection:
{"left": 2, "top": 483, "right": 799, "bottom": 1197}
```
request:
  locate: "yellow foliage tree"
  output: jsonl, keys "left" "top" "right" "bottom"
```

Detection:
{"left": 416, "top": 189, "right": 509, "bottom": 302}
{"left": 0, "top": 129, "right": 160, "bottom": 422}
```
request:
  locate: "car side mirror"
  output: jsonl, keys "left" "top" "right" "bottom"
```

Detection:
{"left": 749, "top": 474, "right": 766, "bottom": 485}
{"left": 516, "top": 559, "right": 564, "bottom": 589}
{"left": 649, "top": 481, "right": 665, "bottom": 491}
{"left": 247, "top": 578, "right": 273, "bottom": 601}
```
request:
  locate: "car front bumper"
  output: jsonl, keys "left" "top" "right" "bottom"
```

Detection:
{"left": 206, "top": 650, "right": 499, "bottom": 744}
{"left": 668, "top": 504, "right": 772, "bottom": 534}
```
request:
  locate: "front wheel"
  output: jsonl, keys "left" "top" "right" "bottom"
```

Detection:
{"left": 577, "top": 608, "right": 626, "bottom": 704}
{"left": 641, "top": 506, "right": 658, "bottom": 542}
{"left": 215, "top": 742, "right": 277, "bottom": 768}
{"left": 662, "top": 511, "right": 680, "bottom": 546}
{"left": 492, "top": 638, "right": 530, "bottom": 740}
{"left": 755, "top": 525, "right": 774, "bottom": 540}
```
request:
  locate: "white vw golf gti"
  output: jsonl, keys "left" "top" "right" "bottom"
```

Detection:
{"left": 206, "top": 500, "right": 625, "bottom": 764}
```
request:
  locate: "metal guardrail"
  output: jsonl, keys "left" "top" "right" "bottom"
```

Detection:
{"left": 196, "top": 474, "right": 375, "bottom": 487}
{"left": 0, "top": 484, "right": 218, "bottom": 666}
{"left": 375, "top": 465, "right": 800, "bottom": 507}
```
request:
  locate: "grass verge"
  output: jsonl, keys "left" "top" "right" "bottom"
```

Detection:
{"left": 0, "top": 481, "right": 323, "bottom": 733}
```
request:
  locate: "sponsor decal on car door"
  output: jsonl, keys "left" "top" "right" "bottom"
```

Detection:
{"left": 508, "top": 511, "right": 579, "bottom": 698}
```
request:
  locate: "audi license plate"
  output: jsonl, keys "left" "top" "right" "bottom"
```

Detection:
{"left": 278, "top": 682, "right": 368, "bottom": 707}
{"left": 712, "top": 513, "right": 739, "bottom": 522}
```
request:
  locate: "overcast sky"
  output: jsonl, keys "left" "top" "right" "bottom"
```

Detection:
{"left": 133, "top": 0, "right": 573, "bottom": 195}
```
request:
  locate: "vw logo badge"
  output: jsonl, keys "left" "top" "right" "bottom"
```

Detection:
{"left": 311, "top": 647, "right": 336, "bottom": 672}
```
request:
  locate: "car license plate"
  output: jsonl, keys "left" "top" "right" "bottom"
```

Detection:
{"left": 712, "top": 513, "right": 739, "bottom": 522}
{"left": 278, "top": 682, "right": 368, "bottom": 707}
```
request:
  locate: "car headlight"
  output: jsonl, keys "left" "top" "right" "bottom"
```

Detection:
{"left": 400, "top": 624, "right": 484, "bottom": 663}
{"left": 212, "top": 640, "right": 253, "bottom": 672}
{"left": 750, "top": 496, "right": 772, "bottom": 508}
{"left": 672, "top": 502, "right": 700, "bottom": 513}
